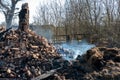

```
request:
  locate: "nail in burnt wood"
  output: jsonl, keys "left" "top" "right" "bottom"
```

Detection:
{"left": 18, "top": 3, "right": 29, "bottom": 32}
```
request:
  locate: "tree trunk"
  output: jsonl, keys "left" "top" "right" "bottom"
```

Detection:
{"left": 6, "top": 14, "right": 14, "bottom": 28}
{"left": 5, "top": 4, "right": 15, "bottom": 28}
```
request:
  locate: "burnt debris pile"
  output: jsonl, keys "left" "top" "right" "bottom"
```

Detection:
{"left": 76, "top": 47, "right": 120, "bottom": 80}
{"left": 0, "top": 3, "right": 120, "bottom": 80}
{"left": 48, "top": 47, "right": 120, "bottom": 80}
{"left": 0, "top": 3, "right": 60, "bottom": 79}
{"left": 0, "top": 29, "right": 60, "bottom": 79}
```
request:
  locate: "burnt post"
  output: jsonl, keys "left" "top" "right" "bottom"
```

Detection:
{"left": 18, "top": 3, "right": 29, "bottom": 32}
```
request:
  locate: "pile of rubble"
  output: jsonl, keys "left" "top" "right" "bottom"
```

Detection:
{"left": 0, "top": 3, "right": 60, "bottom": 79}
{"left": 0, "top": 3, "right": 120, "bottom": 80}
{"left": 45, "top": 47, "right": 120, "bottom": 80}
{"left": 77, "top": 47, "right": 120, "bottom": 80}
{"left": 0, "top": 27, "right": 61, "bottom": 79}
{"left": 0, "top": 28, "right": 120, "bottom": 80}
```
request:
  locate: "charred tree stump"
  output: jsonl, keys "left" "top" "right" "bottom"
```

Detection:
{"left": 18, "top": 3, "right": 29, "bottom": 32}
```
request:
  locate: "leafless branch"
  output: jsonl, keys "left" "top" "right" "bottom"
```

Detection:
{"left": 0, "top": 0, "right": 10, "bottom": 10}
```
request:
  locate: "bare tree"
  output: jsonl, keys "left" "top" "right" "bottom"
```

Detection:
{"left": 33, "top": 0, "right": 120, "bottom": 47}
{"left": 0, "top": 0, "right": 22, "bottom": 28}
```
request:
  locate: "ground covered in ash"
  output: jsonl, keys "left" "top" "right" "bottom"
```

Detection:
{"left": 0, "top": 28, "right": 120, "bottom": 80}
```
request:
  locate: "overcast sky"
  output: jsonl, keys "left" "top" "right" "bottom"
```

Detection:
{"left": 0, "top": 0, "right": 44, "bottom": 24}
{"left": 0, "top": 0, "right": 65, "bottom": 24}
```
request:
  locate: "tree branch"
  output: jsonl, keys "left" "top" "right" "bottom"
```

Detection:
{"left": 0, "top": 0, "right": 10, "bottom": 10}
{"left": 2, "top": 10, "right": 7, "bottom": 19}
{"left": 15, "top": 0, "right": 22, "bottom": 4}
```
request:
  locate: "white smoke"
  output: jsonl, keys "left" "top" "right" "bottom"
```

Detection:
{"left": 55, "top": 40, "right": 95, "bottom": 60}
{"left": 32, "top": 25, "right": 95, "bottom": 60}
{"left": 32, "top": 25, "right": 53, "bottom": 41}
